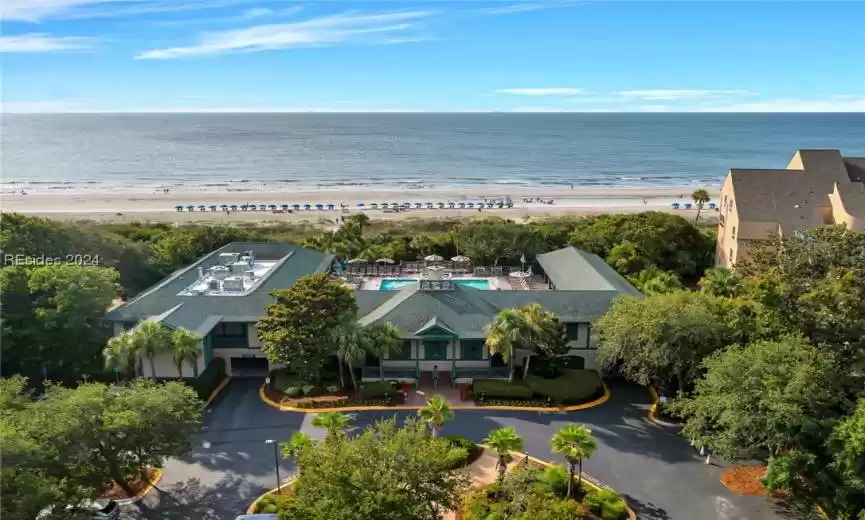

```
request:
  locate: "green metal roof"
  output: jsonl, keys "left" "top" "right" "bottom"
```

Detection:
{"left": 536, "top": 246, "right": 641, "bottom": 294}
{"left": 105, "top": 242, "right": 334, "bottom": 330}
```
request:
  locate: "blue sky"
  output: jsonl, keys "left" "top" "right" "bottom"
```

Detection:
{"left": 2, "top": 1, "right": 864, "bottom": 112}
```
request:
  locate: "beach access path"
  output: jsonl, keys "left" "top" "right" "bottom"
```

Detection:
{"left": 122, "top": 378, "right": 784, "bottom": 520}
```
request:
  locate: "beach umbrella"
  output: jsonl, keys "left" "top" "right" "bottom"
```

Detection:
{"left": 376, "top": 258, "right": 396, "bottom": 264}
{"left": 709, "top": 202, "right": 716, "bottom": 209}
{"left": 448, "top": 202, "right": 456, "bottom": 208}
{"left": 415, "top": 202, "right": 423, "bottom": 209}
{"left": 402, "top": 202, "right": 411, "bottom": 208}
{"left": 327, "top": 203, "right": 335, "bottom": 210}
{"left": 303, "top": 204, "right": 312, "bottom": 210}
{"left": 187, "top": 205, "right": 196, "bottom": 211}
{"left": 347, "top": 258, "right": 367, "bottom": 264}
{"left": 259, "top": 204, "right": 268, "bottom": 211}
{"left": 230, "top": 204, "right": 238, "bottom": 211}
{"left": 197, "top": 205, "right": 207, "bottom": 211}
{"left": 292, "top": 204, "right": 301, "bottom": 210}
{"left": 425, "top": 254, "right": 444, "bottom": 262}
{"left": 684, "top": 203, "right": 692, "bottom": 209}
{"left": 209, "top": 205, "right": 218, "bottom": 211}
{"left": 371, "top": 203, "right": 379, "bottom": 209}
{"left": 220, "top": 204, "right": 229, "bottom": 210}
{"left": 458, "top": 202, "right": 466, "bottom": 208}
{"left": 496, "top": 201, "right": 504, "bottom": 208}
{"left": 466, "top": 202, "right": 474, "bottom": 208}
{"left": 249, "top": 205, "right": 258, "bottom": 211}
{"left": 241, "top": 204, "right": 249, "bottom": 211}
{"left": 437, "top": 202, "right": 445, "bottom": 209}
{"left": 268, "top": 204, "right": 277, "bottom": 210}
{"left": 425, "top": 202, "right": 434, "bottom": 209}
{"left": 357, "top": 202, "right": 365, "bottom": 207}
{"left": 451, "top": 255, "right": 471, "bottom": 263}
{"left": 175, "top": 205, "right": 184, "bottom": 212}
{"left": 315, "top": 203, "right": 324, "bottom": 210}
{"left": 506, "top": 201, "right": 514, "bottom": 208}
{"left": 280, "top": 204, "right": 289, "bottom": 210}
{"left": 487, "top": 202, "right": 494, "bottom": 208}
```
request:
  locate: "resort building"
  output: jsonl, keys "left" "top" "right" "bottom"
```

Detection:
{"left": 105, "top": 242, "right": 641, "bottom": 383}
{"left": 716, "top": 149, "right": 865, "bottom": 268}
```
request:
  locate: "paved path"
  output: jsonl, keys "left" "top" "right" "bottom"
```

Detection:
{"left": 125, "top": 378, "right": 787, "bottom": 520}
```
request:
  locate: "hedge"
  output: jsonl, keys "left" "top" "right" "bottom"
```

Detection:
{"left": 524, "top": 369, "right": 603, "bottom": 404}
{"left": 193, "top": 358, "right": 226, "bottom": 400}
{"left": 473, "top": 379, "right": 533, "bottom": 399}
{"left": 359, "top": 381, "right": 395, "bottom": 399}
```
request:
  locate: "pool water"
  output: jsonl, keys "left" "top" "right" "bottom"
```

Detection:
{"left": 379, "top": 278, "right": 490, "bottom": 291}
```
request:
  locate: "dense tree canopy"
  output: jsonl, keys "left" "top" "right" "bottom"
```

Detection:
{"left": 280, "top": 417, "right": 470, "bottom": 520}
{"left": 1, "top": 264, "right": 120, "bottom": 382}
{"left": 1, "top": 377, "right": 202, "bottom": 517}
{"left": 594, "top": 291, "right": 738, "bottom": 394}
{"left": 258, "top": 273, "right": 357, "bottom": 381}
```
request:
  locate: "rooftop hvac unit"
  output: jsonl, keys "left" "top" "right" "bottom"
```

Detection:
{"left": 209, "top": 265, "right": 230, "bottom": 279}
{"left": 222, "top": 276, "right": 244, "bottom": 292}
{"left": 218, "top": 252, "right": 240, "bottom": 265}
{"left": 240, "top": 255, "right": 252, "bottom": 266}
{"left": 230, "top": 261, "right": 248, "bottom": 274}
{"left": 244, "top": 270, "right": 256, "bottom": 279}
{"left": 208, "top": 280, "right": 220, "bottom": 291}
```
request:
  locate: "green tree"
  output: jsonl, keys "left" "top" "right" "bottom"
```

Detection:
{"left": 123, "top": 321, "right": 174, "bottom": 379}
{"left": 485, "top": 309, "right": 529, "bottom": 382}
{"left": 484, "top": 426, "right": 524, "bottom": 483}
{"left": 606, "top": 240, "right": 651, "bottom": 276}
{"left": 2, "top": 378, "right": 202, "bottom": 498}
{"left": 698, "top": 266, "right": 742, "bottom": 297}
{"left": 1, "top": 264, "right": 119, "bottom": 382}
{"left": 417, "top": 395, "right": 455, "bottom": 438}
{"left": 691, "top": 188, "right": 711, "bottom": 223}
{"left": 595, "top": 291, "right": 738, "bottom": 394}
{"left": 671, "top": 336, "right": 849, "bottom": 462}
{"left": 103, "top": 333, "right": 137, "bottom": 379}
{"left": 258, "top": 274, "right": 358, "bottom": 382}
{"left": 550, "top": 424, "right": 597, "bottom": 497}
{"left": 410, "top": 234, "right": 436, "bottom": 257}
{"left": 332, "top": 313, "right": 367, "bottom": 390}
{"left": 281, "top": 418, "right": 469, "bottom": 520}
{"left": 365, "top": 322, "right": 404, "bottom": 381}
{"left": 171, "top": 327, "right": 202, "bottom": 378}
{"left": 311, "top": 411, "right": 351, "bottom": 442}
{"left": 627, "top": 266, "right": 684, "bottom": 294}
{"left": 281, "top": 432, "right": 316, "bottom": 476}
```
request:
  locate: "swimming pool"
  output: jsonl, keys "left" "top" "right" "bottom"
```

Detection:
{"left": 379, "top": 278, "right": 490, "bottom": 291}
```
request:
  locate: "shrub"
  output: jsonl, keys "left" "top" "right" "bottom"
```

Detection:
{"left": 443, "top": 446, "right": 469, "bottom": 469}
{"left": 442, "top": 435, "right": 476, "bottom": 452}
{"left": 283, "top": 386, "right": 302, "bottom": 397}
{"left": 192, "top": 358, "right": 226, "bottom": 400}
{"left": 301, "top": 384, "right": 317, "bottom": 396}
{"left": 473, "top": 379, "right": 533, "bottom": 399}
{"left": 296, "top": 398, "right": 314, "bottom": 408}
{"left": 259, "top": 503, "right": 278, "bottom": 514}
{"left": 539, "top": 465, "right": 570, "bottom": 496}
{"left": 525, "top": 369, "right": 603, "bottom": 404}
{"left": 359, "top": 381, "right": 393, "bottom": 399}
{"left": 325, "top": 384, "right": 340, "bottom": 393}
{"left": 585, "top": 488, "right": 627, "bottom": 520}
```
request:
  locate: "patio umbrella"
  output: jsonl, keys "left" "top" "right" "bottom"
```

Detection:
{"left": 292, "top": 204, "right": 301, "bottom": 210}
{"left": 280, "top": 204, "right": 289, "bottom": 210}
{"left": 187, "top": 205, "right": 196, "bottom": 211}
{"left": 303, "top": 204, "right": 312, "bottom": 210}
{"left": 268, "top": 204, "right": 277, "bottom": 210}
{"left": 451, "top": 255, "right": 471, "bottom": 263}
{"left": 315, "top": 203, "right": 324, "bottom": 210}
{"left": 415, "top": 202, "right": 423, "bottom": 209}
{"left": 198, "top": 205, "right": 207, "bottom": 211}
{"left": 347, "top": 258, "right": 368, "bottom": 264}
{"left": 241, "top": 204, "right": 249, "bottom": 211}
{"left": 258, "top": 204, "right": 268, "bottom": 210}
{"left": 426, "top": 202, "right": 434, "bottom": 209}
{"left": 327, "top": 203, "right": 335, "bottom": 210}
{"left": 230, "top": 204, "right": 238, "bottom": 211}
{"left": 175, "top": 205, "right": 184, "bottom": 211}
{"left": 509, "top": 271, "right": 530, "bottom": 279}
{"left": 376, "top": 258, "right": 396, "bottom": 264}
{"left": 437, "top": 202, "right": 445, "bottom": 208}
{"left": 371, "top": 203, "right": 379, "bottom": 209}
{"left": 220, "top": 204, "right": 229, "bottom": 210}
{"left": 425, "top": 254, "right": 444, "bottom": 262}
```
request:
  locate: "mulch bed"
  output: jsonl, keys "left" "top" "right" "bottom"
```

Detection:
{"left": 720, "top": 466, "right": 784, "bottom": 497}
{"left": 264, "top": 385, "right": 353, "bottom": 407}
{"left": 102, "top": 466, "right": 158, "bottom": 500}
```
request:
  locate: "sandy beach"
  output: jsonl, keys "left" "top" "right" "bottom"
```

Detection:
{"left": 0, "top": 186, "right": 720, "bottom": 224}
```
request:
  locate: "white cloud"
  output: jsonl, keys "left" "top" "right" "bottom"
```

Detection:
{"left": 497, "top": 88, "right": 585, "bottom": 96}
{"left": 0, "top": 33, "right": 92, "bottom": 52}
{"left": 616, "top": 89, "right": 755, "bottom": 101}
{"left": 2, "top": 0, "right": 262, "bottom": 22}
{"left": 697, "top": 97, "right": 865, "bottom": 113}
{"left": 137, "top": 10, "right": 433, "bottom": 59}
{"left": 479, "top": 2, "right": 582, "bottom": 15}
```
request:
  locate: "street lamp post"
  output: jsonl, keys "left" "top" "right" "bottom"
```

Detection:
{"left": 265, "top": 439, "right": 280, "bottom": 491}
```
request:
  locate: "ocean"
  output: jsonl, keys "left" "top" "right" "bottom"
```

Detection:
{"left": 2, "top": 113, "right": 864, "bottom": 193}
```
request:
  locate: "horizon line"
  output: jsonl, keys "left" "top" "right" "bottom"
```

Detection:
{"left": 4, "top": 110, "right": 865, "bottom": 115}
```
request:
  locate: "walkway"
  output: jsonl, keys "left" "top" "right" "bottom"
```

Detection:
{"left": 122, "top": 378, "right": 787, "bottom": 520}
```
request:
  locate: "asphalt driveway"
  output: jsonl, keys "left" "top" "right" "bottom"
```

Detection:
{"left": 126, "top": 378, "right": 787, "bottom": 520}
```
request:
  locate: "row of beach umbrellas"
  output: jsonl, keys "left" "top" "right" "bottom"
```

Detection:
{"left": 346, "top": 254, "right": 471, "bottom": 265}
{"left": 670, "top": 202, "right": 716, "bottom": 210}
{"left": 174, "top": 201, "right": 515, "bottom": 212}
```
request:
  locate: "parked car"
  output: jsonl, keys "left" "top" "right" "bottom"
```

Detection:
{"left": 37, "top": 499, "right": 120, "bottom": 520}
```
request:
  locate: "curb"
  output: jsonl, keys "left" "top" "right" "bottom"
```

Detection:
{"left": 258, "top": 381, "right": 610, "bottom": 413}
{"left": 496, "top": 447, "right": 637, "bottom": 520}
{"left": 114, "top": 467, "right": 164, "bottom": 506}
{"left": 204, "top": 377, "right": 230, "bottom": 408}
{"left": 246, "top": 477, "right": 296, "bottom": 514}
{"left": 646, "top": 386, "right": 681, "bottom": 428}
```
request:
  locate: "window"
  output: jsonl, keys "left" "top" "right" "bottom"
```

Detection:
{"left": 424, "top": 340, "right": 448, "bottom": 360}
{"left": 731, "top": 226, "right": 736, "bottom": 239}
{"left": 565, "top": 323, "right": 580, "bottom": 342}
{"left": 460, "top": 339, "right": 484, "bottom": 360}
{"left": 389, "top": 340, "right": 412, "bottom": 360}
{"left": 215, "top": 322, "right": 247, "bottom": 338}
{"left": 729, "top": 248, "right": 735, "bottom": 263}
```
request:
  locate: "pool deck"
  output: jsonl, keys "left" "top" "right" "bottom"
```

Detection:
{"left": 358, "top": 273, "right": 551, "bottom": 291}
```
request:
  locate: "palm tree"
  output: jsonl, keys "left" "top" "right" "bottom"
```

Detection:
{"left": 170, "top": 328, "right": 202, "bottom": 378}
{"left": 364, "top": 322, "right": 403, "bottom": 381}
{"left": 518, "top": 303, "right": 564, "bottom": 377}
{"left": 692, "top": 188, "right": 711, "bottom": 223}
{"left": 417, "top": 395, "right": 455, "bottom": 438}
{"left": 103, "top": 333, "right": 137, "bottom": 380}
{"left": 125, "top": 321, "right": 173, "bottom": 379}
{"left": 332, "top": 313, "right": 367, "bottom": 391}
{"left": 698, "top": 267, "right": 742, "bottom": 298}
{"left": 485, "top": 309, "right": 529, "bottom": 382}
{"left": 484, "top": 426, "right": 524, "bottom": 483}
{"left": 551, "top": 424, "right": 598, "bottom": 497}
{"left": 281, "top": 431, "right": 315, "bottom": 461}
{"left": 311, "top": 411, "right": 351, "bottom": 441}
